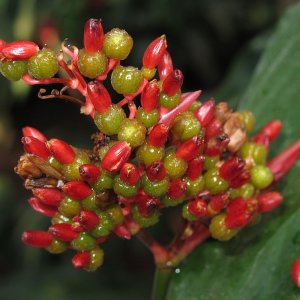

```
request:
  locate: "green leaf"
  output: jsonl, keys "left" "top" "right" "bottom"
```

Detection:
{"left": 167, "top": 3, "right": 300, "bottom": 300}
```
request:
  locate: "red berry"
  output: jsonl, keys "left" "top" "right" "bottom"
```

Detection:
{"left": 33, "top": 188, "right": 64, "bottom": 206}
{"left": 186, "top": 156, "right": 205, "bottom": 180}
{"left": 257, "top": 191, "right": 283, "bottom": 212}
{"left": 79, "top": 164, "right": 101, "bottom": 184}
{"left": 22, "top": 126, "right": 47, "bottom": 142}
{"left": 158, "top": 51, "right": 173, "bottom": 81}
{"left": 87, "top": 81, "right": 112, "bottom": 113}
{"left": 49, "top": 223, "right": 79, "bottom": 241}
{"left": 75, "top": 211, "right": 100, "bottom": 230}
{"left": 148, "top": 123, "right": 169, "bottom": 147}
{"left": 141, "top": 80, "right": 160, "bottom": 112}
{"left": 194, "top": 99, "right": 215, "bottom": 127}
{"left": 48, "top": 138, "right": 75, "bottom": 164}
{"left": 168, "top": 178, "right": 187, "bottom": 198}
{"left": 72, "top": 251, "right": 91, "bottom": 269}
{"left": 188, "top": 198, "right": 208, "bottom": 217}
{"left": 146, "top": 161, "right": 167, "bottom": 181}
{"left": 176, "top": 136, "right": 204, "bottom": 161}
{"left": 22, "top": 136, "right": 50, "bottom": 160}
{"left": 143, "top": 35, "right": 167, "bottom": 69}
{"left": 2, "top": 40, "right": 39, "bottom": 60}
{"left": 291, "top": 259, "right": 300, "bottom": 288}
{"left": 253, "top": 120, "right": 282, "bottom": 147}
{"left": 219, "top": 157, "right": 245, "bottom": 181}
{"left": 162, "top": 69, "right": 184, "bottom": 97}
{"left": 22, "top": 230, "right": 53, "bottom": 247}
{"left": 28, "top": 197, "right": 57, "bottom": 217}
{"left": 62, "top": 181, "right": 92, "bottom": 200}
{"left": 119, "top": 163, "right": 140, "bottom": 185}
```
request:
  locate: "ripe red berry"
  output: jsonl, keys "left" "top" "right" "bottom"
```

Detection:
{"left": 22, "top": 136, "right": 50, "bottom": 160}
{"left": 188, "top": 198, "right": 208, "bottom": 217}
{"left": 22, "top": 126, "right": 47, "bottom": 142}
{"left": 2, "top": 40, "right": 39, "bottom": 60}
{"left": 28, "top": 197, "right": 57, "bottom": 217}
{"left": 148, "top": 123, "right": 169, "bottom": 147}
{"left": 186, "top": 156, "right": 205, "bottom": 180}
{"left": 119, "top": 163, "right": 140, "bottom": 185}
{"left": 32, "top": 188, "right": 64, "bottom": 206}
{"left": 79, "top": 164, "right": 101, "bottom": 184}
{"left": 158, "top": 51, "right": 173, "bottom": 81}
{"left": 194, "top": 99, "right": 215, "bottom": 127}
{"left": 72, "top": 251, "right": 91, "bottom": 269}
{"left": 48, "top": 138, "right": 75, "bottom": 164}
{"left": 62, "top": 181, "right": 92, "bottom": 200}
{"left": 146, "top": 161, "right": 167, "bottom": 181}
{"left": 22, "top": 230, "right": 53, "bottom": 247}
{"left": 257, "top": 191, "right": 283, "bottom": 212}
{"left": 87, "top": 81, "right": 112, "bottom": 113}
{"left": 84, "top": 19, "right": 104, "bottom": 53}
{"left": 141, "top": 80, "right": 160, "bottom": 112}
{"left": 49, "top": 223, "right": 79, "bottom": 241}
{"left": 162, "top": 69, "right": 184, "bottom": 97}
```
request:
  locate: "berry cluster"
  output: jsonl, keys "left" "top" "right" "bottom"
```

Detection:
{"left": 1, "top": 19, "right": 300, "bottom": 273}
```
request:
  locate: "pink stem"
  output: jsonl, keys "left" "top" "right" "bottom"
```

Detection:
{"left": 22, "top": 73, "right": 73, "bottom": 86}
{"left": 96, "top": 58, "right": 120, "bottom": 81}
{"left": 159, "top": 90, "right": 202, "bottom": 126}
{"left": 128, "top": 101, "right": 137, "bottom": 119}
{"left": 268, "top": 139, "right": 300, "bottom": 182}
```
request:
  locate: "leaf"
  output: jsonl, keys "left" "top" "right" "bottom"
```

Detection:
{"left": 167, "top": 3, "right": 300, "bottom": 300}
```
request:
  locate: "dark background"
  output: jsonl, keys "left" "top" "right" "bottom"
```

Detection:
{"left": 0, "top": 0, "right": 298, "bottom": 299}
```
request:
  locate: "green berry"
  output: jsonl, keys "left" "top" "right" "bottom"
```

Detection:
{"left": 161, "top": 195, "right": 184, "bottom": 207}
{"left": 136, "top": 107, "right": 160, "bottom": 128}
{"left": 185, "top": 176, "right": 205, "bottom": 196}
{"left": 240, "top": 142, "right": 268, "bottom": 165}
{"left": 142, "top": 175, "right": 169, "bottom": 198}
{"left": 71, "top": 232, "right": 96, "bottom": 251}
{"left": 230, "top": 183, "right": 255, "bottom": 199}
{"left": 136, "top": 142, "right": 165, "bottom": 166}
{"left": 238, "top": 111, "right": 255, "bottom": 133}
{"left": 91, "top": 211, "right": 114, "bottom": 237}
{"left": 171, "top": 111, "right": 201, "bottom": 141}
{"left": 132, "top": 204, "right": 160, "bottom": 228}
{"left": 142, "top": 67, "right": 156, "bottom": 80}
{"left": 28, "top": 48, "right": 58, "bottom": 79}
{"left": 94, "top": 104, "right": 126, "bottom": 135}
{"left": 209, "top": 213, "right": 238, "bottom": 241}
{"left": 77, "top": 49, "right": 107, "bottom": 79}
{"left": 63, "top": 151, "right": 90, "bottom": 180}
{"left": 86, "top": 247, "right": 104, "bottom": 272}
{"left": 46, "top": 239, "right": 67, "bottom": 254}
{"left": 204, "top": 168, "right": 229, "bottom": 194}
{"left": 113, "top": 176, "right": 138, "bottom": 197}
{"left": 103, "top": 28, "right": 133, "bottom": 60}
{"left": 182, "top": 203, "right": 198, "bottom": 221}
{"left": 51, "top": 213, "right": 72, "bottom": 225}
{"left": 106, "top": 204, "right": 124, "bottom": 227}
{"left": 118, "top": 118, "right": 146, "bottom": 147}
{"left": 111, "top": 66, "right": 143, "bottom": 95}
{"left": 0, "top": 59, "right": 27, "bottom": 81}
{"left": 188, "top": 101, "right": 201, "bottom": 112}
{"left": 93, "top": 169, "right": 114, "bottom": 193}
{"left": 250, "top": 165, "right": 273, "bottom": 189}
{"left": 81, "top": 192, "right": 97, "bottom": 211}
{"left": 58, "top": 197, "right": 81, "bottom": 217}
{"left": 48, "top": 156, "right": 63, "bottom": 171}
{"left": 163, "top": 151, "right": 187, "bottom": 179}
{"left": 159, "top": 91, "right": 181, "bottom": 109}
{"left": 204, "top": 156, "right": 220, "bottom": 170}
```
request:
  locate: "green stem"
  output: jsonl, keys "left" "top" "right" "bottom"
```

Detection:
{"left": 151, "top": 267, "right": 174, "bottom": 300}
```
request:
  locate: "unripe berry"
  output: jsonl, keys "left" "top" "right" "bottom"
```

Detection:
{"left": 136, "top": 142, "right": 165, "bottom": 166}
{"left": 103, "top": 28, "right": 133, "bottom": 60}
{"left": 163, "top": 150, "right": 187, "bottom": 179}
{"left": 136, "top": 108, "right": 160, "bottom": 128}
{"left": 250, "top": 165, "right": 273, "bottom": 189}
{"left": 0, "top": 59, "right": 28, "bottom": 81}
{"left": 132, "top": 204, "right": 160, "bottom": 228}
{"left": 113, "top": 176, "right": 138, "bottom": 197}
{"left": 28, "top": 48, "right": 59, "bottom": 79}
{"left": 204, "top": 168, "right": 229, "bottom": 194}
{"left": 71, "top": 232, "right": 96, "bottom": 251}
{"left": 111, "top": 66, "right": 143, "bottom": 95}
{"left": 78, "top": 49, "right": 107, "bottom": 79}
{"left": 159, "top": 91, "right": 181, "bottom": 109}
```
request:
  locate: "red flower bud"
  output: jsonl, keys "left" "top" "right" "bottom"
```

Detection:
{"left": 148, "top": 123, "right": 169, "bottom": 147}
{"left": 143, "top": 35, "right": 167, "bottom": 69}
{"left": 84, "top": 18, "right": 104, "bottom": 53}
{"left": 48, "top": 138, "right": 75, "bottom": 164}
{"left": 186, "top": 156, "right": 205, "bottom": 180}
{"left": 22, "top": 126, "right": 47, "bottom": 142}
{"left": 113, "top": 224, "right": 131, "bottom": 240}
{"left": 28, "top": 197, "right": 57, "bottom": 217}
{"left": 72, "top": 251, "right": 91, "bottom": 269}
{"left": 79, "top": 164, "right": 101, "bottom": 184}
{"left": 120, "top": 163, "right": 140, "bottom": 185}
{"left": 225, "top": 198, "right": 250, "bottom": 229}
{"left": 188, "top": 198, "right": 208, "bottom": 217}
{"left": 22, "top": 136, "right": 50, "bottom": 160}
{"left": 162, "top": 69, "right": 184, "bottom": 96}
{"left": 194, "top": 99, "right": 215, "bottom": 127}
{"left": 219, "top": 157, "right": 245, "bottom": 181}
{"left": 101, "top": 141, "right": 132, "bottom": 173}
{"left": 49, "top": 223, "right": 79, "bottom": 241}
{"left": 291, "top": 259, "right": 300, "bottom": 288}
{"left": 257, "top": 191, "right": 283, "bottom": 213}
{"left": 62, "top": 181, "right": 92, "bottom": 200}
{"left": 75, "top": 211, "right": 100, "bottom": 230}
{"left": 253, "top": 120, "right": 282, "bottom": 147}
{"left": 209, "top": 193, "right": 230, "bottom": 212}
{"left": 205, "top": 118, "right": 222, "bottom": 139}
{"left": 176, "top": 136, "right": 204, "bottom": 161}
{"left": 87, "top": 81, "right": 111, "bottom": 113}
{"left": 138, "top": 194, "right": 160, "bottom": 217}
{"left": 22, "top": 230, "right": 53, "bottom": 247}
{"left": 268, "top": 139, "right": 300, "bottom": 182}
{"left": 32, "top": 188, "right": 64, "bottom": 206}
{"left": 230, "top": 170, "right": 251, "bottom": 188}
{"left": 146, "top": 161, "right": 167, "bottom": 181}
{"left": 158, "top": 51, "right": 173, "bottom": 81}
{"left": 168, "top": 178, "right": 187, "bottom": 198}
{"left": 0, "top": 39, "right": 7, "bottom": 52}
{"left": 2, "top": 40, "right": 39, "bottom": 60}
{"left": 141, "top": 80, "right": 160, "bottom": 112}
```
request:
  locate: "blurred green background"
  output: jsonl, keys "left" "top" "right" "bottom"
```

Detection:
{"left": 0, "top": 0, "right": 298, "bottom": 299}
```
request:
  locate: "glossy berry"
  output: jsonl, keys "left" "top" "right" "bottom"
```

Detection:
{"left": 239, "top": 142, "right": 268, "bottom": 166}
{"left": 87, "top": 81, "right": 112, "bottom": 113}
{"left": 159, "top": 91, "right": 181, "bottom": 109}
{"left": 136, "top": 108, "right": 160, "bottom": 128}
{"left": 71, "top": 232, "right": 96, "bottom": 251}
{"left": 46, "top": 239, "right": 67, "bottom": 254}
{"left": 22, "top": 230, "right": 53, "bottom": 247}
{"left": 250, "top": 165, "right": 273, "bottom": 189}
{"left": 136, "top": 142, "right": 165, "bottom": 166}
{"left": 185, "top": 176, "right": 205, "bottom": 196}
{"left": 162, "top": 69, "right": 184, "bottom": 96}
{"left": 93, "top": 169, "right": 114, "bottom": 192}
{"left": 78, "top": 49, "right": 107, "bottom": 79}
{"left": 111, "top": 66, "right": 143, "bottom": 95}
{"left": 238, "top": 111, "right": 255, "bottom": 133}
{"left": 209, "top": 213, "right": 238, "bottom": 241}
{"left": 94, "top": 104, "right": 126, "bottom": 135}
{"left": 103, "top": 28, "right": 133, "bottom": 60}
{"left": 28, "top": 48, "right": 58, "bottom": 79}
{"left": 105, "top": 204, "right": 124, "bottom": 226}
{"left": 141, "top": 80, "right": 160, "bottom": 112}
{"left": 0, "top": 59, "right": 27, "bottom": 81}
{"left": 58, "top": 197, "right": 81, "bottom": 218}
{"left": 182, "top": 203, "right": 198, "bottom": 221}
{"left": 132, "top": 204, "right": 160, "bottom": 228}
{"left": 146, "top": 161, "right": 167, "bottom": 181}
{"left": 63, "top": 151, "right": 91, "bottom": 180}
{"left": 142, "top": 175, "right": 169, "bottom": 198}
{"left": 163, "top": 150, "right": 187, "bottom": 179}
{"left": 83, "top": 19, "right": 104, "bottom": 53}
{"left": 120, "top": 163, "right": 140, "bottom": 185}
{"left": 113, "top": 176, "right": 138, "bottom": 197}
{"left": 118, "top": 118, "right": 146, "bottom": 147}
{"left": 204, "top": 168, "right": 229, "bottom": 194}
{"left": 91, "top": 211, "right": 114, "bottom": 237}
